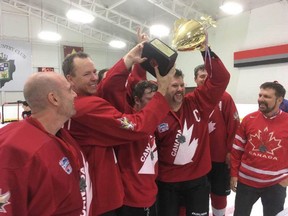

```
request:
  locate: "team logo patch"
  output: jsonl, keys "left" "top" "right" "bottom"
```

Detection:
{"left": 0, "top": 189, "right": 11, "bottom": 213}
{"left": 0, "top": 53, "right": 16, "bottom": 88}
{"left": 118, "top": 117, "right": 135, "bottom": 130}
{"left": 158, "top": 123, "right": 169, "bottom": 133}
{"left": 234, "top": 111, "right": 240, "bottom": 121}
{"left": 59, "top": 157, "right": 72, "bottom": 174}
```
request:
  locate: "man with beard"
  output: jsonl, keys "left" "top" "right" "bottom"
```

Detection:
{"left": 155, "top": 49, "right": 231, "bottom": 216}
{"left": 230, "top": 81, "right": 288, "bottom": 216}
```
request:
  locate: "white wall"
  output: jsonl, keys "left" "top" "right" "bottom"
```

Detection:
{"left": 0, "top": 2, "right": 126, "bottom": 105}
{"left": 1, "top": 1, "right": 288, "bottom": 106}
{"left": 176, "top": 1, "right": 288, "bottom": 104}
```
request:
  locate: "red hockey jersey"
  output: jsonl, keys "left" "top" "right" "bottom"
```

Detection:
{"left": 65, "top": 59, "right": 170, "bottom": 215}
{"left": 231, "top": 110, "right": 288, "bottom": 188}
{"left": 97, "top": 63, "right": 158, "bottom": 207}
{"left": 208, "top": 91, "right": 239, "bottom": 162}
{"left": 155, "top": 54, "right": 230, "bottom": 182}
{"left": 0, "top": 118, "right": 92, "bottom": 216}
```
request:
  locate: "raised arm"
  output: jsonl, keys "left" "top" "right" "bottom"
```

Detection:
{"left": 188, "top": 48, "right": 230, "bottom": 114}
{"left": 67, "top": 65, "right": 175, "bottom": 147}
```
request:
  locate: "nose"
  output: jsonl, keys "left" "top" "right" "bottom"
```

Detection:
{"left": 91, "top": 72, "right": 98, "bottom": 82}
{"left": 178, "top": 85, "right": 184, "bottom": 91}
{"left": 258, "top": 97, "right": 265, "bottom": 104}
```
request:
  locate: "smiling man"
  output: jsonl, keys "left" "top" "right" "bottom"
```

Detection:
{"left": 155, "top": 49, "right": 231, "bottom": 216}
{"left": 231, "top": 81, "right": 288, "bottom": 216}
{"left": 62, "top": 42, "right": 175, "bottom": 216}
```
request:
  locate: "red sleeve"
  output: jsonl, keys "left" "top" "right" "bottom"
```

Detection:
{"left": 126, "top": 64, "right": 147, "bottom": 106}
{"left": 69, "top": 92, "right": 170, "bottom": 147}
{"left": 186, "top": 54, "right": 230, "bottom": 115}
{"left": 222, "top": 92, "right": 240, "bottom": 152}
{"left": 96, "top": 59, "right": 129, "bottom": 112}
{"left": 230, "top": 118, "right": 247, "bottom": 177}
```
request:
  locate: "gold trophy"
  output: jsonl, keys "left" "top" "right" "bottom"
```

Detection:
{"left": 172, "top": 16, "right": 216, "bottom": 51}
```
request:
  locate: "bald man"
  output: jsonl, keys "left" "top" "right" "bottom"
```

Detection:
{"left": 0, "top": 72, "right": 92, "bottom": 215}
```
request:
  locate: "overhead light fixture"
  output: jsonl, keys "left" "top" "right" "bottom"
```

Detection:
{"left": 150, "top": 24, "right": 170, "bottom": 37}
{"left": 38, "top": 31, "right": 61, "bottom": 42}
{"left": 38, "top": 0, "right": 61, "bottom": 42}
{"left": 66, "top": 9, "right": 95, "bottom": 24}
{"left": 109, "top": 40, "right": 126, "bottom": 49}
{"left": 220, "top": 1, "right": 243, "bottom": 15}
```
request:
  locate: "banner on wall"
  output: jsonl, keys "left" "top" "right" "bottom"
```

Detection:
{"left": 234, "top": 44, "right": 288, "bottom": 67}
{"left": 0, "top": 40, "right": 32, "bottom": 91}
{"left": 38, "top": 67, "right": 55, "bottom": 72}
{"left": 63, "top": 45, "right": 83, "bottom": 58}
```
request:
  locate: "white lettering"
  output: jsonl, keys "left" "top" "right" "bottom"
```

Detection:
{"left": 140, "top": 145, "right": 151, "bottom": 162}
{"left": 249, "top": 151, "right": 278, "bottom": 160}
{"left": 193, "top": 109, "right": 201, "bottom": 122}
{"left": 80, "top": 167, "right": 87, "bottom": 216}
{"left": 171, "top": 130, "right": 182, "bottom": 157}
{"left": 191, "top": 212, "right": 208, "bottom": 215}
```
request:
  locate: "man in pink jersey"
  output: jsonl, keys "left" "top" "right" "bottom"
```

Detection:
{"left": 0, "top": 72, "right": 92, "bottom": 215}
{"left": 231, "top": 81, "right": 288, "bottom": 216}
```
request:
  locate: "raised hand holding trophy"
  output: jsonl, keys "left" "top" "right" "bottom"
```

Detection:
{"left": 140, "top": 16, "right": 216, "bottom": 77}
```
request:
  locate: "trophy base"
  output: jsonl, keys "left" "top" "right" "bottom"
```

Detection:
{"left": 141, "top": 38, "right": 178, "bottom": 77}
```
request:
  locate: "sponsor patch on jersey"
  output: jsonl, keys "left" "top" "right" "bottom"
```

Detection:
{"left": 158, "top": 123, "right": 169, "bottom": 133}
{"left": 118, "top": 117, "right": 135, "bottom": 130}
{"left": 59, "top": 157, "right": 72, "bottom": 174}
{"left": 0, "top": 189, "right": 11, "bottom": 213}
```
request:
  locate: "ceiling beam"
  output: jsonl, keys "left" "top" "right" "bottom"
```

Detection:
{"left": 109, "top": 0, "right": 127, "bottom": 10}
{"left": 146, "top": 0, "right": 204, "bottom": 20}
{"left": 2, "top": 0, "right": 135, "bottom": 48}
{"left": 59, "top": 0, "right": 150, "bottom": 34}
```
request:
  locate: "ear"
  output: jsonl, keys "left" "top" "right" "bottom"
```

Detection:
{"left": 134, "top": 96, "right": 141, "bottom": 105}
{"left": 47, "top": 92, "right": 60, "bottom": 106}
{"left": 66, "top": 74, "right": 74, "bottom": 84}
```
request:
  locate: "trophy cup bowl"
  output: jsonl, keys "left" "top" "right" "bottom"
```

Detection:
{"left": 172, "top": 17, "right": 216, "bottom": 51}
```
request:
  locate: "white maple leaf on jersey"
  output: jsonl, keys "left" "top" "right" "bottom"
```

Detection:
{"left": 208, "top": 121, "right": 216, "bottom": 133}
{"left": 138, "top": 136, "right": 158, "bottom": 174}
{"left": 174, "top": 120, "right": 199, "bottom": 165}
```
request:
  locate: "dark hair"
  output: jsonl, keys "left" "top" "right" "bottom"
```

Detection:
{"left": 260, "top": 81, "right": 286, "bottom": 98}
{"left": 132, "top": 80, "right": 158, "bottom": 104}
{"left": 175, "top": 68, "right": 184, "bottom": 78}
{"left": 98, "top": 68, "right": 109, "bottom": 83}
{"left": 62, "top": 52, "right": 90, "bottom": 77}
{"left": 194, "top": 64, "right": 205, "bottom": 79}
{"left": 22, "top": 101, "right": 29, "bottom": 106}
